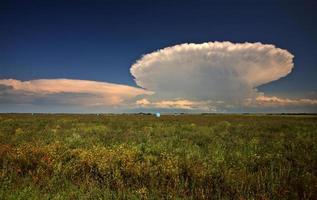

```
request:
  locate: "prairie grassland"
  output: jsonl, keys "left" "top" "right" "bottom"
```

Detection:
{"left": 0, "top": 114, "right": 316, "bottom": 199}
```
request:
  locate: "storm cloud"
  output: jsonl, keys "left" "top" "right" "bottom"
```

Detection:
{"left": 131, "top": 42, "right": 294, "bottom": 104}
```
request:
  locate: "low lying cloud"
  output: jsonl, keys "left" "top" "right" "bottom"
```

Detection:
{"left": 0, "top": 79, "right": 152, "bottom": 107}
{"left": 246, "top": 95, "right": 317, "bottom": 107}
{"left": 136, "top": 98, "right": 215, "bottom": 110}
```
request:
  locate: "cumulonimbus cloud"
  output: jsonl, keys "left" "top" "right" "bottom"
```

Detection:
{"left": 131, "top": 42, "right": 294, "bottom": 105}
{"left": 0, "top": 79, "right": 152, "bottom": 106}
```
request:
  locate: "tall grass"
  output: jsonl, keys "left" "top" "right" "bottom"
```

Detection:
{"left": 0, "top": 114, "right": 316, "bottom": 199}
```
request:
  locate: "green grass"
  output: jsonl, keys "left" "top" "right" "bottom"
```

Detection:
{"left": 0, "top": 114, "right": 316, "bottom": 199}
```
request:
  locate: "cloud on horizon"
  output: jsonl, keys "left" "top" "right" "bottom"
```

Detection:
{"left": 1, "top": 42, "right": 316, "bottom": 112}
{"left": 246, "top": 94, "right": 317, "bottom": 107}
{"left": 0, "top": 79, "right": 152, "bottom": 107}
{"left": 136, "top": 98, "right": 216, "bottom": 111}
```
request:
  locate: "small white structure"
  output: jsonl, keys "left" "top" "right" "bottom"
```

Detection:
{"left": 156, "top": 112, "right": 161, "bottom": 118}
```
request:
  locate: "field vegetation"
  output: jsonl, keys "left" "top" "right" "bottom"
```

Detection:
{"left": 0, "top": 114, "right": 316, "bottom": 199}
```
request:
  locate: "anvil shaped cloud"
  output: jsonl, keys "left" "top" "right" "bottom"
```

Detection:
{"left": 131, "top": 42, "right": 294, "bottom": 104}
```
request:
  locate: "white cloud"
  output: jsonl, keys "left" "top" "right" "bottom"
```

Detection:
{"left": 245, "top": 94, "right": 317, "bottom": 107}
{"left": 136, "top": 98, "right": 215, "bottom": 110}
{"left": 0, "top": 79, "right": 152, "bottom": 106}
{"left": 131, "top": 42, "right": 294, "bottom": 105}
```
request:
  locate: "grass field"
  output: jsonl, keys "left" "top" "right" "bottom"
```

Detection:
{"left": 0, "top": 114, "right": 316, "bottom": 199}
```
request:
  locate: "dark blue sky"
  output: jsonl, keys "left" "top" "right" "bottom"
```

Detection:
{"left": 1, "top": 0, "right": 317, "bottom": 95}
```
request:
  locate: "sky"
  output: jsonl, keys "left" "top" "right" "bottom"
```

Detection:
{"left": 0, "top": 0, "right": 317, "bottom": 113}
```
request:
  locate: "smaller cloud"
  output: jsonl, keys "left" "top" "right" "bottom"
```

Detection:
{"left": 136, "top": 98, "right": 217, "bottom": 111}
{"left": 0, "top": 79, "right": 152, "bottom": 107}
{"left": 245, "top": 94, "right": 317, "bottom": 107}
